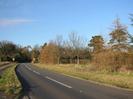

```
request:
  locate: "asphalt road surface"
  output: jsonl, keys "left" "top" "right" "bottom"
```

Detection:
{"left": 16, "top": 63, "right": 133, "bottom": 99}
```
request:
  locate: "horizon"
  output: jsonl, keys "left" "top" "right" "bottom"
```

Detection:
{"left": 0, "top": 0, "right": 133, "bottom": 47}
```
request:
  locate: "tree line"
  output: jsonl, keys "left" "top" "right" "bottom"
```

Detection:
{"left": 39, "top": 17, "right": 133, "bottom": 72}
{"left": 0, "top": 17, "right": 133, "bottom": 72}
{"left": 0, "top": 41, "right": 31, "bottom": 62}
{"left": 39, "top": 33, "right": 90, "bottom": 64}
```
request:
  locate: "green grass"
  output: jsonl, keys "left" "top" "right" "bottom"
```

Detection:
{"left": 35, "top": 63, "right": 133, "bottom": 90}
{"left": 0, "top": 64, "right": 21, "bottom": 95}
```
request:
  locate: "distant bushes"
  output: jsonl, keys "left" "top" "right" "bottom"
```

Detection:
{"left": 0, "top": 41, "right": 32, "bottom": 63}
{"left": 89, "top": 18, "right": 133, "bottom": 72}
{"left": 92, "top": 50, "right": 133, "bottom": 72}
{"left": 1, "top": 17, "right": 133, "bottom": 72}
{"left": 37, "top": 18, "right": 133, "bottom": 73}
{"left": 39, "top": 33, "right": 91, "bottom": 64}
{"left": 39, "top": 42, "right": 58, "bottom": 64}
{"left": 39, "top": 18, "right": 133, "bottom": 72}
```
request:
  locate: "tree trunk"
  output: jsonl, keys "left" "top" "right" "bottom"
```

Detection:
{"left": 77, "top": 56, "right": 79, "bottom": 64}
{"left": 58, "top": 57, "right": 60, "bottom": 64}
{"left": 70, "top": 58, "right": 72, "bottom": 64}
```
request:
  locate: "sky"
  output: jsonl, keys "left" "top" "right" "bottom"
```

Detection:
{"left": 0, "top": 0, "right": 133, "bottom": 47}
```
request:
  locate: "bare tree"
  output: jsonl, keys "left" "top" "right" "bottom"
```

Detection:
{"left": 54, "top": 35, "right": 63, "bottom": 64}
{"left": 67, "top": 32, "right": 85, "bottom": 64}
{"left": 31, "top": 45, "right": 40, "bottom": 63}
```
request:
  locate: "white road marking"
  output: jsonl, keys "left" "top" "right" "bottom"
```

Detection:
{"left": 28, "top": 67, "right": 31, "bottom": 70}
{"left": 45, "top": 76, "right": 72, "bottom": 89}
{"left": 24, "top": 64, "right": 72, "bottom": 89}
{"left": 24, "top": 65, "right": 30, "bottom": 70}
{"left": 27, "top": 67, "right": 31, "bottom": 71}
{"left": 33, "top": 70, "right": 41, "bottom": 75}
{"left": 80, "top": 90, "right": 83, "bottom": 93}
{"left": 24, "top": 64, "right": 40, "bottom": 75}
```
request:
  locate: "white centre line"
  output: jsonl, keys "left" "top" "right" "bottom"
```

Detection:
{"left": 28, "top": 67, "right": 31, "bottom": 70}
{"left": 24, "top": 65, "right": 30, "bottom": 70}
{"left": 33, "top": 70, "right": 41, "bottom": 75}
{"left": 24, "top": 64, "right": 40, "bottom": 75}
{"left": 45, "top": 76, "right": 72, "bottom": 89}
{"left": 24, "top": 64, "right": 72, "bottom": 89}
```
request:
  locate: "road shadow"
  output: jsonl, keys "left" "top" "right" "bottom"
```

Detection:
{"left": 15, "top": 65, "right": 32, "bottom": 99}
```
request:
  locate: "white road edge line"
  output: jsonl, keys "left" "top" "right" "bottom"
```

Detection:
{"left": 24, "top": 64, "right": 40, "bottom": 75}
{"left": 45, "top": 76, "right": 72, "bottom": 89}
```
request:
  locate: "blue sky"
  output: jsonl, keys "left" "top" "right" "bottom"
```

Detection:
{"left": 0, "top": 0, "right": 133, "bottom": 46}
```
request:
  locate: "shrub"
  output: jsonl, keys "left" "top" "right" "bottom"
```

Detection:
{"left": 92, "top": 50, "right": 133, "bottom": 72}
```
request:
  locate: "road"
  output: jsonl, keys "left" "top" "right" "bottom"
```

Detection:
{"left": 16, "top": 63, "right": 133, "bottom": 99}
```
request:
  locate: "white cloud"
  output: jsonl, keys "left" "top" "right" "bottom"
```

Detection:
{"left": 0, "top": 19, "right": 33, "bottom": 26}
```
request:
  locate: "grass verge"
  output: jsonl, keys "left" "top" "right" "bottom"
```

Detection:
{"left": 0, "top": 64, "right": 22, "bottom": 98}
{"left": 0, "top": 62, "right": 10, "bottom": 67}
{"left": 35, "top": 63, "right": 133, "bottom": 90}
